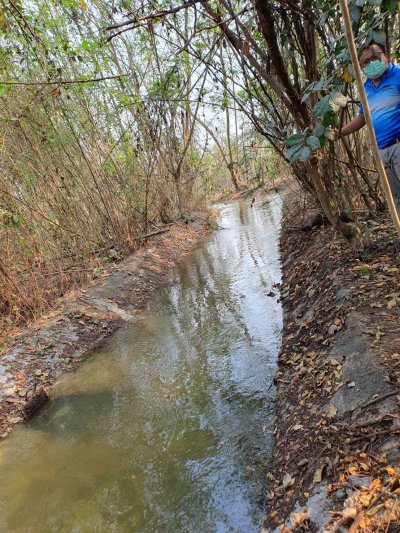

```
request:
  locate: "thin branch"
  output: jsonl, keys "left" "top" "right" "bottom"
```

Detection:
{"left": 7, "top": 0, "right": 41, "bottom": 43}
{"left": 0, "top": 74, "right": 126, "bottom": 86}
{"left": 104, "top": 0, "right": 209, "bottom": 32}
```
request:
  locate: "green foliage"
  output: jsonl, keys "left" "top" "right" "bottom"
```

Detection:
{"left": 285, "top": 133, "right": 307, "bottom": 147}
{"left": 356, "top": 265, "right": 371, "bottom": 277}
{"left": 0, "top": 0, "right": 396, "bottom": 324}
{"left": 307, "top": 136, "right": 321, "bottom": 151}
{"left": 312, "top": 95, "right": 330, "bottom": 118}
{"left": 2, "top": 212, "right": 22, "bottom": 228}
{"left": 283, "top": 0, "right": 397, "bottom": 164}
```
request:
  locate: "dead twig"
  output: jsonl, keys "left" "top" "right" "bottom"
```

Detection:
{"left": 362, "top": 390, "right": 399, "bottom": 409}
{"left": 142, "top": 228, "right": 170, "bottom": 239}
{"left": 385, "top": 499, "right": 397, "bottom": 533}
{"left": 104, "top": 0, "right": 208, "bottom": 31}
{"left": 348, "top": 510, "right": 365, "bottom": 532}
{"left": 0, "top": 74, "right": 126, "bottom": 86}
{"left": 347, "top": 428, "right": 400, "bottom": 444}
{"left": 356, "top": 413, "right": 397, "bottom": 429}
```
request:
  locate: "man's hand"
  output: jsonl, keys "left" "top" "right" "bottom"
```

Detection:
{"left": 333, "top": 127, "right": 341, "bottom": 140}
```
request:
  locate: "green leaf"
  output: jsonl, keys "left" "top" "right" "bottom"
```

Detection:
{"left": 286, "top": 144, "right": 304, "bottom": 164}
{"left": 322, "top": 110, "right": 338, "bottom": 127}
{"left": 0, "top": 85, "right": 10, "bottom": 97}
{"left": 349, "top": 4, "right": 362, "bottom": 23}
{"left": 284, "top": 133, "right": 306, "bottom": 147}
{"left": 317, "top": 11, "right": 329, "bottom": 28}
{"left": 307, "top": 135, "right": 321, "bottom": 150}
{"left": 370, "top": 29, "right": 386, "bottom": 46}
{"left": 312, "top": 95, "right": 330, "bottom": 118}
{"left": 301, "top": 76, "right": 334, "bottom": 103}
{"left": 382, "top": 0, "right": 399, "bottom": 13}
{"left": 313, "top": 124, "right": 325, "bottom": 137}
{"left": 298, "top": 146, "right": 311, "bottom": 162}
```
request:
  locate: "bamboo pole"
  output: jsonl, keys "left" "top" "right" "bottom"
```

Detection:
{"left": 339, "top": 0, "right": 400, "bottom": 235}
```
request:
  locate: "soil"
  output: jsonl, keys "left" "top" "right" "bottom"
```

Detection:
{"left": 0, "top": 215, "right": 212, "bottom": 439}
{"left": 265, "top": 188, "right": 400, "bottom": 532}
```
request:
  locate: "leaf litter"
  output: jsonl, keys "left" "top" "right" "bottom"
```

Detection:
{"left": 266, "top": 190, "right": 400, "bottom": 532}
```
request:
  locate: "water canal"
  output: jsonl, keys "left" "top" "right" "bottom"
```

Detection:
{"left": 0, "top": 199, "right": 282, "bottom": 532}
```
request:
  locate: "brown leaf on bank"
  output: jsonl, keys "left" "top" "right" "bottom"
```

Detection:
{"left": 385, "top": 466, "right": 396, "bottom": 476}
{"left": 290, "top": 511, "right": 308, "bottom": 527}
{"left": 359, "top": 493, "right": 373, "bottom": 507}
{"left": 343, "top": 507, "right": 358, "bottom": 520}
{"left": 313, "top": 464, "right": 326, "bottom": 483}
{"left": 282, "top": 473, "right": 295, "bottom": 490}
{"left": 327, "top": 404, "right": 337, "bottom": 418}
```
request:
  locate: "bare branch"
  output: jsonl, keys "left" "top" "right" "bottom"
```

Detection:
{"left": 104, "top": 0, "right": 209, "bottom": 32}
{"left": 7, "top": 0, "right": 41, "bottom": 43}
{"left": 0, "top": 74, "right": 126, "bottom": 86}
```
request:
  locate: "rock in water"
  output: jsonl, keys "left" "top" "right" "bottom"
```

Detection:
{"left": 21, "top": 387, "right": 49, "bottom": 420}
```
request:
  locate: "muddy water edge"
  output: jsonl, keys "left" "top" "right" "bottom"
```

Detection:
{"left": 0, "top": 199, "right": 282, "bottom": 532}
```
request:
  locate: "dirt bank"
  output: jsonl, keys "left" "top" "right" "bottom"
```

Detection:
{"left": 0, "top": 216, "right": 212, "bottom": 439}
{"left": 266, "top": 190, "right": 400, "bottom": 532}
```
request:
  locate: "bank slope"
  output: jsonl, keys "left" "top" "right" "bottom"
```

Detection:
{"left": 266, "top": 196, "right": 400, "bottom": 532}
{"left": 0, "top": 218, "right": 211, "bottom": 439}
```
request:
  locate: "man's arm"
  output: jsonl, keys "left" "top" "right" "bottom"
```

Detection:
{"left": 338, "top": 114, "right": 366, "bottom": 137}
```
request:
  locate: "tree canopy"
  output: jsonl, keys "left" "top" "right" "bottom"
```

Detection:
{"left": 0, "top": 0, "right": 399, "bottom": 326}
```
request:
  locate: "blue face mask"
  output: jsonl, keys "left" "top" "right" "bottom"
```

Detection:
{"left": 363, "top": 59, "right": 387, "bottom": 80}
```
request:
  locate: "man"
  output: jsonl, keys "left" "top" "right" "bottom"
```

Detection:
{"left": 338, "top": 42, "right": 400, "bottom": 209}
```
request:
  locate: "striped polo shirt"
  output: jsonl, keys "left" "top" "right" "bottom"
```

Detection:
{"left": 359, "top": 63, "right": 400, "bottom": 149}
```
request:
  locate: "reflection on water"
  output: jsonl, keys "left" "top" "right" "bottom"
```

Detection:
{"left": 0, "top": 199, "right": 282, "bottom": 533}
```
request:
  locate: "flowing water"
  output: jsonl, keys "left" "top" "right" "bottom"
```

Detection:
{"left": 0, "top": 199, "right": 282, "bottom": 533}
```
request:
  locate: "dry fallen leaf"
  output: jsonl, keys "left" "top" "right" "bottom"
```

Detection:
{"left": 342, "top": 507, "right": 358, "bottom": 519}
{"left": 327, "top": 404, "right": 337, "bottom": 418}
{"left": 371, "top": 478, "right": 382, "bottom": 490}
{"left": 359, "top": 493, "right": 373, "bottom": 507}
{"left": 386, "top": 466, "right": 396, "bottom": 476}
{"left": 290, "top": 511, "right": 308, "bottom": 527}
{"left": 328, "top": 324, "right": 338, "bottom": 335}
{"left": 298, "top": 458, "right": 309, "bottom": 467}
{"left": 282, "top": 473, "right": 295, "bottom": 490}
{"left": 366, "top": 503, "right": 385, "bottom": 517}
{"left": 359, "top": 517, "right": 372, "bottom": 528}
{"left": 293, "top": 423, "right": 303, "bottom": 431}
{"left": 313, "top": 464, "right": 325, "bottom": 483}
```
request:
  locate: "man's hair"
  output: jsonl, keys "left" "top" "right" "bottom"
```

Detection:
{"left": 361, "top": 40, "right": 386, "bottom": 54}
